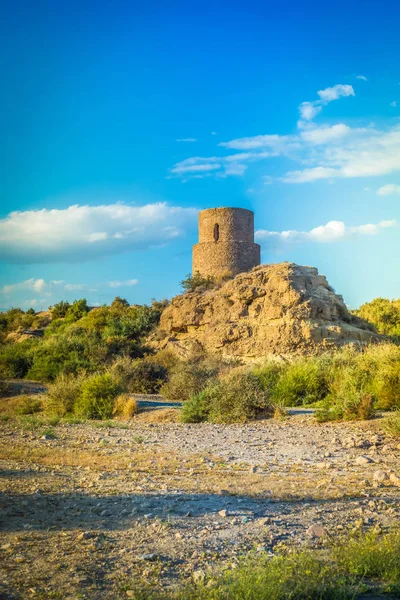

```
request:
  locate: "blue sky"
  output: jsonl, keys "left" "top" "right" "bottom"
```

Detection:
{"left": 1, "top": 0, "right": 399, "bottom": 310}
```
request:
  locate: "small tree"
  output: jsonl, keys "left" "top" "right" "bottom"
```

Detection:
{"left": 51, "top": 301, "right": 71, "bottom": 319}
{"left": 111, "top": 297, "right": 130, "bottom": 310}
{"left": 180, "top": 272, "right": 215, "bottom": 292}
{"left": 67, "top": 298, "right": 89, "bottom": 320}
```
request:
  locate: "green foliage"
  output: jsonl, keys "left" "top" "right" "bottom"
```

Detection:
{"left": 0, "top": 299, "right": 164, "bottom": 383}
{"left": 14, "top": 395, "right": 43, "bottom": 415}
{"left": 180, "top": 272, "right": 215, "bottom": 292}
{"left": 110, "top": 296, "right": 130, "bottom": 310}
{"left": 316, "top": 343, "right": 400, "bottom": 420}
{"left": 74, "top": 373, "right": 121, "bottom": 419}
{"left": 354, "top": 297, "right": 400, "bottom": 340}
{"left": 110, "top": 356, "right": 168, "bottom": 393}
{"left": 46, "top": 373, "right": 85, "bottom": 417}
{"left": 182, "top": 371, "right": 273, "bottom": 424}
{"left": 50, "top": 300, "right": 71, "bottom": 319}
{"left": 333, "top": 530, "right": 400, "bottom": 589}
{"left": 67, "top": 298, "right": 89, "bottom": 320}
{"left": 384, "top": 410, "right": 400, "bottom": 437}
{"left": 161, "top": 361, "right": 218, "bottom": 402}
{"left": 167, "top": 532, "right": 400, "bottom": 600}
{"left": 272, "top": 358, "right": 329, "bottom": 407}
{"left": 0, "top": 340, "right": 35, "bottom": 377}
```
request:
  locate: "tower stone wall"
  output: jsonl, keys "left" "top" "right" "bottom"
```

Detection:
{"left": 192, "top": 207, "right": 260, "bottom": 278}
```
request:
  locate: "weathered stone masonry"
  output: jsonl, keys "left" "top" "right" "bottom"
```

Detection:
{"left": 192, "top": 207, "right": 261, "bottom": 278}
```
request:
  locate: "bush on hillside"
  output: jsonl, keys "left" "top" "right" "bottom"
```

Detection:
{"left": 46, "top": 373, "right": 85, "bottom": 417}
{"left": 110, "top": 356, "right": 168, "bottom": 394}
{"left": 74, "top": 373, "right": 121, "bottom": 419}
{"left": 269, "top": 358, "right": 330, "bottom": 407}
{"left": 182, "top": 371, "right": 273, "bottom": 424}
{"left": 353, "top": 297, "right": 400, "bottom": 340}
{"left": 0, "top": 341, "right": 35, "bottom": 378}
{"left": 14, "top": 395, "right": 43, "bottom": 415}
{"left": 161, "top": 361, "right": 218, "bottom": 401}
{"left": 180, "top": 272, "right": 215, "bottom": 292}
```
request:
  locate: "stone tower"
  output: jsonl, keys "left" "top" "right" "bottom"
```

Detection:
{"left": 192, "top": 207, "right": 261, "bottom": 278}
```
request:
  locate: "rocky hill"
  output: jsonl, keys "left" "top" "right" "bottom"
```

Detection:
{"left": 152, "top": 263, "right": 381, "bottom": 360}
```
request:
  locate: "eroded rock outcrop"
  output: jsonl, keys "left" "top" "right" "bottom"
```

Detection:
{"left": 151, "top": 263, "right": 381, "bottom": 360}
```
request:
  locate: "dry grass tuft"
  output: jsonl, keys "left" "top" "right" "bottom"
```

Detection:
{"left": 113, "top": 394, "right": 138, "bottom": 420}
{"left": 134, "top": 408, "right": 180, "bottom": 423}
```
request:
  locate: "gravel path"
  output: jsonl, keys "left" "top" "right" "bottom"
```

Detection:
{"left": 1, "top": 415, "right": 399, "bottom": 599}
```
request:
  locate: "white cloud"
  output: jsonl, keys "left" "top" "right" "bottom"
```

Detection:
{"left": 108, "top": 279, "right": 139, "bottom": 288}
{"left": 297, "top": 84, "right": 355, "bottom": 125}
{"left": 176, "top": 138, "right": 197, "bottom": 142}
{"left": 283, "top": 125, "right": 400, "bottom": 182}
{"left": 0, "top": 202, "right": 197, "bottom": 263}
{"left": 300, "top": 124, "right": 352, "bottom": 144}
{"left": 282, "top": 167, "right": 338, "bottom": 183}
{"left": 219, "top": 134, "right": 293, "bottom": 151}
{"left": 256, "top": 219, "right": 397, "bottom": 245}
{"left": 211, "top": 131, "right": 217, "bottom": 135}
{"left": 356, "top": 75, "right": 368, "bottom": 81}
{"left": 317, "top": 84, "right": 355, "bottom": 103}
{"left": 299, "top": 102, "right": 322, "bottom": 121}
{"left": 170, "top": 162, "right": 221, "bottom": 175}
{"left": 390, "top": 101, "right": 397, "bottom": 108}
{"left": 64, "top": 283, "right": 86, "bottom": 291}
{"left": 377, "top": 183, "right": 400, "bottom": 195}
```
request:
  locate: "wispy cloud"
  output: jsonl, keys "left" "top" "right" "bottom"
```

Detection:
{"left": 176, "top": 138, "right": 197, "bottom": 143}
{"left": 108, "top": 279, "right": 139, "bottom": 288}
{"left": 0, "top": 202, "right": 197, "bottom": 263}
{"left": 377, "top": 183, "right": 400, "bottom": 195}
{"left": 256, "top": 219, "right": 397, "bottom": 245}
{"left": 356, "top": 75, "right": 368, "bottom": 81}
{"left": 390, "top": 101, "right": 397, "bottom": 108}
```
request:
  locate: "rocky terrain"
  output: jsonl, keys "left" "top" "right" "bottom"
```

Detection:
{"left": 1, "top": 414, "right": 400, "bottom": 599}
{"left": 153, "top": 263, "right": 380, "bottom": 360}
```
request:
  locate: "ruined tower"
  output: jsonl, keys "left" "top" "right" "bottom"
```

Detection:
{"left": 192, "top": 207, "right": 261, "bottom": 278}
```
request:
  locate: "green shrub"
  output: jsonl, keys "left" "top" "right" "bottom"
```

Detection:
{"left": 182, "top": 371, "right": 273, "bottom": 424}
{"left": 161, "top": 362, "right": 218, "bottom": 402}
{"left": 384, "top": 411, "right": 400, "bottom": 437}
{"left": 180, "top": 272, "right": 215, "bottom": 292}
{"left": 0, "top": 340, "right": 35, "bottom": 378}
{"left": 253, "top": 361, "right": 283, "bottom": 394}
{"left": 50, "top": 300, "right": 71, "bottom": 319}
{"left": 110, "top": 356, "right": 168, "bottom": 393}
{"left": 46, "top": 373, "right": 84, "bottom": 417}
{"left": 354, "top": 297, "right": 400, "bottom": 340}
{"left": 333, "top": 530, "right": 400, "bottom": 585}
{"left": 181, "top": 390, "right": 211, "bottom": 423}
{"left": 74, "top": 373, "right": 121, "bottom": 419}
{"left": 14, "top": 395, "right": 43, "bottom": 415}
{"left": 270, "top": 358, "right": 329, "bottom": 407}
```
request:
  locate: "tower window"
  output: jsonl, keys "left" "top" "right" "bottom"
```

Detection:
{"left": 213, "top": 223, "right": 219, "bottom": 241}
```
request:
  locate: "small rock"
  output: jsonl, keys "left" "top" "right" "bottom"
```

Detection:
{"left": 355, "top": 455, "right": 373, "bottom": 465}
{"left": 389, "top": 473, "right": 400, "bottom": 487}
{"left": 218, "top": 509, "right": 228, "bottom": 518}
{"left": 373, "top": 470, "right": 389, "bottom": 483}
{"left": 138, "top": 553, "right": 158, "bottom": 562}
{"left": 306, "top": 524, "right": 326, "bottom": 538}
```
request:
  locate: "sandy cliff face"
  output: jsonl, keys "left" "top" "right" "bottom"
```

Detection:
{"left": 151, "top": 263, "right": 381, "bottom": 360}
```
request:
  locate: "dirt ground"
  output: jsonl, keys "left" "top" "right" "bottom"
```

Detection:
{"left": 1, "top": 413, "right": 400, "bottom": 599}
